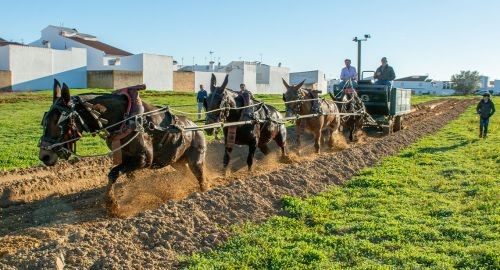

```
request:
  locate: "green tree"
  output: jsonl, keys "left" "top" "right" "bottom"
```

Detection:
{"left": 451, "top": 70, "right": 481, "bottom": 95}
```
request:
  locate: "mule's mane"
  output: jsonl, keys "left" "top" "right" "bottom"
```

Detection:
{"left": 77, "top": 93, "right": 158, "bottom": 111}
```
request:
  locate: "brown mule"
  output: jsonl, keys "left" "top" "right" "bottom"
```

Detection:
{"left": 282, "top": 79, "right": 341, "bottom": 154}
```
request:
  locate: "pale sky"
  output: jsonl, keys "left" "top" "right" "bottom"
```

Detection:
{"left": 2, "top": 0, "right": 499, "bottom": 81}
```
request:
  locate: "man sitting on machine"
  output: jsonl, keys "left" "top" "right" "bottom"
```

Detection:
{"left": 374, "top": 57, "right": 396, "bottom": 88}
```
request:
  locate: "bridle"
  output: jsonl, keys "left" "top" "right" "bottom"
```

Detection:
{"left": 39, "top": 96, "right": 100, "bottom": 159}
{"left": 205, "top": 89, "right": 231, "bottom": 124}
{"left": 285, "top": 89, "right": 306, "bottom": 116}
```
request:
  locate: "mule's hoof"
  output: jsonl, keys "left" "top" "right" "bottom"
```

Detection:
{"left": 279, "top": 155, "right": 293, "bottom": 164}
{"left": 200, "top": 184, "right": 209, "bottom": 192}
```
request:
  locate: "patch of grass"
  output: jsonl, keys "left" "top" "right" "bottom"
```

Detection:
{"left": 183, "top": 102, "right": 499, "bottom": 269}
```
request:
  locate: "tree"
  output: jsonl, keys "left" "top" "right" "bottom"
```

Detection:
{"left": 451, "top": 70, "right": 481, "bottom": 95}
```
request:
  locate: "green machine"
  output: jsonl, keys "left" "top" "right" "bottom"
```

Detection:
{"left": 334, "top": 71, "right": 412, "bottom": 134}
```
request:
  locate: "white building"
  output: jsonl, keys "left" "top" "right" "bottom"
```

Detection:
{"left": 0, "top": 44, "right": 86, "bottom": 91}
{"left": 327, "top": 79, "right": 341, "bottom": 93}
{"left": 393, "top": 75, "right": 455, "bottom": 95}
{"left": 223, "top": 61, "right": 289, "bottom": 94}
{"left": 493, "top": 80, "right": 500, "bottom": 95}
{"left": 290, "top": 70, "right": 327, "bottom": 94}
{"left": 31, "top": 25, "right": 173, "bottom": 90}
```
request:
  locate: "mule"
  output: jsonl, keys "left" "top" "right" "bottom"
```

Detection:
{"left": 39, "top": 79, "right": 207, "bottom": 214}
{"left": 336, "top": 89, "right": 365, "bottom": 142}
{"left": 204, "top": 74, "right": 287, "bottom": 172}
{"left": 282, "top": 79, "right": 341, "bottom": 154}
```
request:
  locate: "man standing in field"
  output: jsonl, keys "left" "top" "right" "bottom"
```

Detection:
{"left": 374, "top": 57, "right": 396, "bottom": 87}
{"left": 196, "top": 84, "right": 208, "bottom": 120}
{"left": 476, "top": 93, "right": 495, "bottom": 138}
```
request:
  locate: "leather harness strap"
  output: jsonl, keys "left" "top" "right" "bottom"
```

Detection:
{"left": 109, "top": 85, "right": 145, "bottom": 165}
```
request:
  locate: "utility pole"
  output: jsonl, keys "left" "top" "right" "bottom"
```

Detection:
{"left": 352, "top": 34, "right": 371, "bottom": 81}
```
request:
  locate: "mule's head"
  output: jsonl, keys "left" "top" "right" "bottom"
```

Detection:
{"left": 282, "top": 78, "right": 305, "bottom": 117}
{"left": 39, "top": 79, "right": 82, "bottom": 166}
{"left": 204, "top": 74, "right": 229, "bottom": 135}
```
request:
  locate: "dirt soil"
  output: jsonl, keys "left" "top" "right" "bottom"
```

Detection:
{"left": 0, "top": 98, "right": 475, "bottom": 269}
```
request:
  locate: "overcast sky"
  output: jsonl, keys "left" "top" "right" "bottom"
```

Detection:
{"left": 2, "top": 0, "right": 499, "bottom": 81}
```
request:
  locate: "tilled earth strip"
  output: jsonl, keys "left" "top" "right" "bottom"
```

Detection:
{"left": 0, "top": 99, "right": 475, "bottom": 269}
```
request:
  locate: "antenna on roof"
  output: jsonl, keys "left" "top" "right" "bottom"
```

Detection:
{"left": 209, "top": 51, "right": 214, "bottom": 62}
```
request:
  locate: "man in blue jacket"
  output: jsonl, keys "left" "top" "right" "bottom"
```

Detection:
{"left": 196, "top": 84, "right": 208, "bottom": 120}
{"left": 476, "top": 93, "right": 495, "bottom": 138}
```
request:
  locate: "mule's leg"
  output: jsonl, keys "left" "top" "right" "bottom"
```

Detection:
{"left": 247, "top": 143, "right": 257, "bottom": 171}
{"left": 187, "top": 154, "right": 207, "bottom": 192}
{"left": 274, "top": 126, "right": 287, "bottom": 157}
{"left": 106, "top": 164, "right": 124, "bottom": 215}
{"left": 328, "top": 128, "right": 336, "bottom": 149}
{"left": 313, "top": 129, "right": 322, "bottom": 154}
{"left": 349, "top": 124, "right": 355, "bottom": 142}
{"left": 106, "top": 154, "right": 149, "bottom": 216}
{"left": 258, "top": 144, "right": 270, "bottom": 155}
{"left": 223, "top": 147, "right": 233, "bottom": 172}
{"left": 295, "top": 120, "right": 302, "bottom": 154}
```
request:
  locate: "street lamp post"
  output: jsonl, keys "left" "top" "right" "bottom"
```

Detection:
{"left": 352, "top": 34, "right": 371, "bottom": 81}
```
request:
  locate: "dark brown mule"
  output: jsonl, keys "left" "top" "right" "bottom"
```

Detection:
{"left": 39, "top": 80, "right": 207, "bottom": 215}
{"left": 337, "top": 91, "right": 365, "bottom": 142}
{"left": 204, "top": 74, "right": 287, "bottom": 172}
{"left": 282, "top": 79, "right": 341, "bottom": 154}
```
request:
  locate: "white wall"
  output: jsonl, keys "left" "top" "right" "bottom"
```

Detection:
{"left": 290, "top": 70, "right": 327, "bottom": 93}
{"left": 1, "top": 45, "right": 86, "bottom": 91}
{"left": 142, "top": 53, "right": 173, "bottom": 90}
{"left": 32, "top": 26, "right": 107, "bottom": 71}
{"left": 393, "top": 80, "right": 455, "bottom": 95}
{"left": 226, "top": 61, "right": 245, "bottom": 91}
{"left": 255, "top": 66, "right": 289, "bottom": 94}
{"left": 194, "top": 71, "right": 227, "bottom": 92}
{"left": 0, "top": 46, "right": 10, "bottom": 70}
{"left": 31, "top": 26, "right": 174, "bottom": 91}
{"left": 493, "top": 80, "right": 500, "bottom": 94}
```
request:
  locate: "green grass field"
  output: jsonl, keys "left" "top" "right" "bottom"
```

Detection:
{"left": 183, "top": 104, "right": 499, "bottom": 269}
{"left": 0, "top": 90, "right": 462, "bottom": 171}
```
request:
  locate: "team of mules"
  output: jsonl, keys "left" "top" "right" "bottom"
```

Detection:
{"left": 39, "top": 76, "right": 365, "bottom": 215}
{"left": 39, "top": 79, "right": 207, "bottom": 214}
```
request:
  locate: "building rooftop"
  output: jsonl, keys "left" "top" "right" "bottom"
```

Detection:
{"left": 49, "top": 25, "right": 132, "bottom": 56}
{"left": 394, "top": 75, "right": 429, "bottom": 82}
{"left": 0, "top": 37, "right": 22, "bottom": 47}
{"left": 68, "top": 36, "right": 132, "bottom": 56}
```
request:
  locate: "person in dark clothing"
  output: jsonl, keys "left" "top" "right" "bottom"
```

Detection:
{"left": 476, "top": 93, "right": 495, "bottom": 138}
{"left": 196, "top": 84, "right": 208, "bottom": 120}
{"left": 374, "top": 57, "right": 396, "bottom": 87}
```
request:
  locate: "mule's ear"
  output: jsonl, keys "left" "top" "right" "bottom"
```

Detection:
{"left": 220, "top": 74, "right": 229, "bottom": 91}
{"left": 53, "top": 79, "right": 61, "bottom": 103}
{"left": 61, "top": 83, "right": 71, "bottom": 105}
{"left": 210, "top": 73, "right": 217, "bottom": 92}
{"left": 295, "top": 79, "right": 306, "bottom": 91}
{"left": 282, "top": 78, "right": 290, "bottom": 89}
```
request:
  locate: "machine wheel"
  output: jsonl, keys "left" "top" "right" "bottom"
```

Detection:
{"left": 393, "top": 116, "right": 403, "bottom": 132}
{"left": 382, "top": 118, "right": 394, "bottom": 135}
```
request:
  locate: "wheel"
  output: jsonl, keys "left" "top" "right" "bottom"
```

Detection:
{"left": 393, "top": 115, "right": 403, "bottom": 132}
{"left": 382, "top": 118, "right": 394, "bottom": 135}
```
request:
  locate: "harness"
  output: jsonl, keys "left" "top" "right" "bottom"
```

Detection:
{"left": 39, "top": 96, "right": 109, "bottom": 159}
{"left": 108, "top": 85, "right": 146, "bottom": 164}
